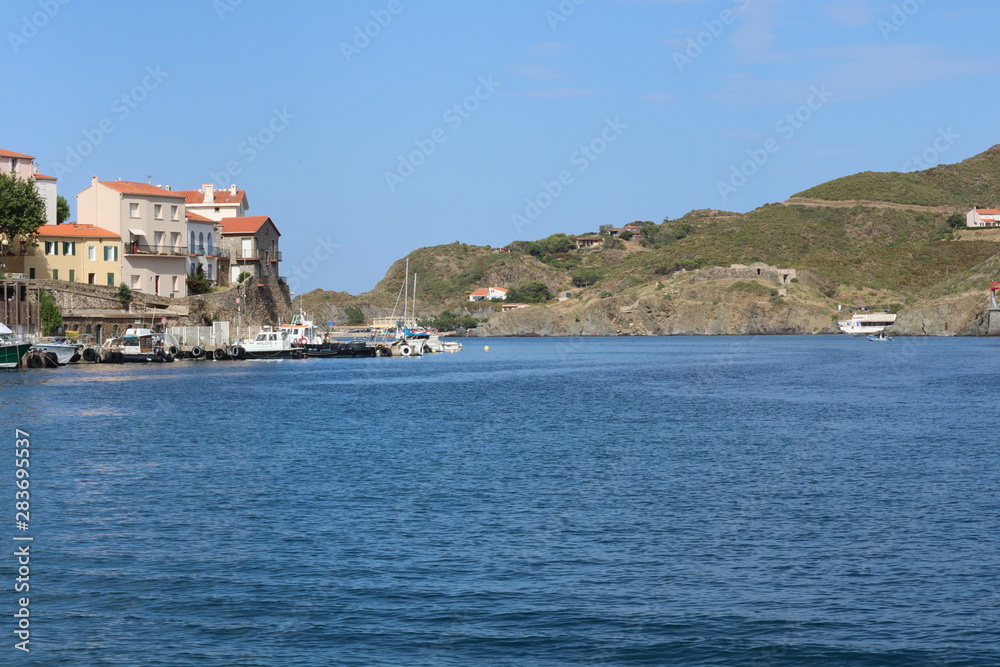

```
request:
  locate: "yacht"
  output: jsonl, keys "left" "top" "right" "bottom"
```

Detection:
{"left": 838, "top": 310, "right": 897, "bottom": 335}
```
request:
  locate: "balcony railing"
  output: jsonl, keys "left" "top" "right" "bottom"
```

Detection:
{"left": 126, "top": 243, "right": 188, "bottom": 256}
{"left": 187, "top": 246, "right": 229, "bottom": 258}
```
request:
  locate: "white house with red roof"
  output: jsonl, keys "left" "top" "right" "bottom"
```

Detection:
{"left": 1, "top": 148, "right": 59, "bottom": 226}
{"left": 174, "top": 183, "right": 249, "bottom": 221}
{"left": 185, "top": 210, "right": 223, "bottom": 284}
{"left": 218, "top": 215, "right": 281, "bottom": 283}
{"left": 966, "top": 208, "right": 1000, "bottom": 228}
{"left": 469, "top": 286, "right": 508, "bottom": 302}
{"left": 76, "top": 176, "right": 190, "bottom": 297}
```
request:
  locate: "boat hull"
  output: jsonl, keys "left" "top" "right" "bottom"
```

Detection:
{"left": 0, "top": 342, "right": 33, "bottom": 369}
{"left": 31, "top": 342, "right": 81, "bottom": 365}
{"left": 243, "top": 348, "right": 306, "bottom": 360}
{"left": 304, "top": 342, "right": 376, "bottom": 358}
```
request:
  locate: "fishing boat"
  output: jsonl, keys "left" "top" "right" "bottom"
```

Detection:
{"left": 838, "top": 310, "right": 896, "bottom": 335}
{"left": 303, "top": 339, "right": 377, "bottom": 358}
{"left": 0, "top": 323, "right": 33, "bottom": 369}
{"left": 102, "top": 328, "right": 177, "bottom": 363}
{"left": 240, "top": 325, "right": 306, "bottom": 359}
{"left": 866, "top": 332, "right": 893, "bottom": 342}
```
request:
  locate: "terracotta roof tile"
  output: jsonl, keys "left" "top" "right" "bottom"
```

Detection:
{"left": 976, "top": 208, "right": 1000, "bottom": 214}
{"left": 0, "top": 148, "right": 34, "bottom": 159}
{"left": 33, "top": 172, "right": 57, "bottom": 181}
{"left": 99, "top": 180, "right": 186, "bottom": 198}
{"left": 185, "top": 210, "right": 215, "bottom": 222}
{"left": 35, "top": 223, "right": 120, "bottom": 239}
{"left": 218, "top": 215, "right": 277, "bottom": 235}
{"left": 175, "top": 188, "right": 247, "bottom": 205}
{"left": 470, "top": 288, "right": 490, "bottom": 296}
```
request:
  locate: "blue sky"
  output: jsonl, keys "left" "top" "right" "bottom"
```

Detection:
{"left": 4, "top": 0, "right": 999, "bottom": 294}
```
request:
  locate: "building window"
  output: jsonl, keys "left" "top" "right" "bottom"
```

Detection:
{"left": 88, "top": 273, "right": 95, "bottom": 284}
{"left": 45, "top": 241, "right": 58, "bottom": 255}
{"left": 207, "top": 264, "right": 213, "bottom": 279}
{"left": 104, "top": 245, "right": 119, "bottom": 261}
{"left": 154, "top": 204, "right": 163, "bottom": 219}
{"left": 107, "top": 273, "right": 115, "bottom": 286}
{"left": 190, "top": 231, "right": 196, "bottom": 254}
{"left": 171, "top": 206, "right": 179, "bottom": 221}
{"left": 198, "top": 232, "right": 204, "bottom": 254}
{"left": 172, "top": 276, "right": 179, "bottom": 292}
{"left": 69, "top": 269, "right": 75, "bottom": 282}
{"left": 131, "top": 275, "right": 140, "bottom": 289}
{"left": 129, "top": 202, "right": 140, "bottom": 218}
{"left": 29, "top": 268, "right": 35, "bottom": 279}
{"left": 207, "top": 233, "right": 213, "bottom": 254}
{"left": 63, "top": 241, "right": 76, "bottom": 256}
{"left": 88, "top": 245, "right": 96, "bottom": 261}
{"left": 52, "top": 269, "right": 58, "bottom": 280}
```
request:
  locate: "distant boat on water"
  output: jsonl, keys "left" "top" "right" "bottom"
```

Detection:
{"left": 839, "top": 310, "right": 896, "bottom": 335}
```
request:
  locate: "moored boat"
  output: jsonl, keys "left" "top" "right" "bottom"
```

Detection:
{"left": 303, "top": 340, "right": 377, "bottom": 358}
{"left": 30, "top": 337, "right": 82, "bottom": 365}
{"left": 241, "top": 325, "right": 305, "bottom": 359}
{"left": 0, "top": 323, "right": 33, "bottom": 369}
{"left": 838, "top": 310, "right": 897, "bottom": 335}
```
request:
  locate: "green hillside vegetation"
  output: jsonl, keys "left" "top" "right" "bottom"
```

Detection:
{"left": 795, "top": 144, "right": 1000, "bottom": 208}
{"left": 296, "top": 145, "right": 1000, "bottom": 322}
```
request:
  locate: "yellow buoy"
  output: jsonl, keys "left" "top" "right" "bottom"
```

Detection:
{"left": 484, "top": 345, "right": 490, "bottom": 352}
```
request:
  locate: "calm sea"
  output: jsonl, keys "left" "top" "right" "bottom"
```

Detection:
{"left": 2, "top": 336, "right": 999, "bottom": 666}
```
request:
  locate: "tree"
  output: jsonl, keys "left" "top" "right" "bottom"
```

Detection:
{"left": 39, "top": 290, "right": 62, "bottom": 335}
{"left": 57, "top": 195, "right": 71, "bottom": 224}
{"left": 571, "top": 268, "right": 603, "bottom": 287}
{"left": 0, "top": 171, "right": 46, "bottom": 254}
{"left": 507, "top": 281, "right": 552, "bottom": 303}
{"left": 619, "top": 229, "right": 633, "bottom": 241}
{"left": 599, "top": 224, "right": 614, "bottom": 235}
{"left": 237, "top": 271, "right": 252, "bottom": 284}
{"left": 947, "top": 213, "right": 965, "bottom": 229}
{"left": 186, "top": 265, "right": 213, "bottom": 295}
{"left": 117, "top": 283, "right": 132, "bottom": 308}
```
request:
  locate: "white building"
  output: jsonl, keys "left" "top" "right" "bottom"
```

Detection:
{"left": 966, "top": 208, "right": 1000, "bottom": 228}
{"left": 469, "top": 287, "right": 508, "bottom": 302}
{"left": 0, "top": 148, "right": 58, "bottom": 226}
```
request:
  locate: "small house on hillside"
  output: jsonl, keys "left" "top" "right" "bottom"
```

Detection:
{"left": 576, "top": 236, "right": 604, "bottom": 249}
{"left": 967, "top": 208, "right": 1000, "bottom": 228}
{"left": 501, "top": 303, "right": 530, "bottom": 312}
{"left": 469, "top": 287, "right": 508, "bottom": 302}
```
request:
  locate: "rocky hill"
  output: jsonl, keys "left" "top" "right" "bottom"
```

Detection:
{"left": 295, "top": 146, "right": 1000, "bottom": 336}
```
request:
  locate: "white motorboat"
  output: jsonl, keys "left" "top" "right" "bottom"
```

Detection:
{"left": 29, "top": 337, "right": 82, "bottom": 365}
{"left": 838, "top": 311, "right": 896, "bottom": 335}
{"left": 240, "top": 326, "right": 305, "bottom": 359}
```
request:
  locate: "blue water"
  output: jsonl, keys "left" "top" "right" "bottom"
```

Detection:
{"left": 2, "top": 336, "right": 999, "bottom": 665}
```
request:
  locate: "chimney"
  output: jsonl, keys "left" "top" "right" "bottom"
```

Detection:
{"left": 230, "top": 184, "right": 237, "bottom": 196}
{"left": 91, "top": 175, "right": 99, "bottom": 185}
{"left": 203, "top": 183, "right": 214, "bottom": 203}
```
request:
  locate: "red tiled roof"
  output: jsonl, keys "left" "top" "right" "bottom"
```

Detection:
{"left": 470, "top": 288, "right": 490, "bottom": 296}
{"left": 35, "top": 223, "right": 119, "bottom": 239}
{"left": 218, "top": 215, "right": 277, "bottom": 235}
{"left": 185, "top": 210, "right": 214, "bottom": 222}
{"left": 0, "top": 148, "right": 34, "bottom": 159}
{"left": 175, "top": 188, "right": 247, "bottom": 205}
{"left": 976, "top": 208, "right": 1000, "bottom": 214}
{"left": 99, "top": 180, "right": 186, "bottom": 198}
{"left": 33, "top": 172, "right": 57, "bottom": 181}
{"left": 492, "top": 287, "right": 509, "bottom": 292}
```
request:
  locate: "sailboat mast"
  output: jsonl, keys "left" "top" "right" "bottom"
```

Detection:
{"left": 412, "top": 273, "right": 418, "bottom": 327}
{"left": 403, "top": 258, "right": 409, "bottom": 326}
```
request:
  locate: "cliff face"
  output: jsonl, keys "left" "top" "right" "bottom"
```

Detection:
{"left": 476, "top": 276, "right": 839, "bottom": 336}
{"left": 889, "top": 293, "right": 989, "bottom": 336}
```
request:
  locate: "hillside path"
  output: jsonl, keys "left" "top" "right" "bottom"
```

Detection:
{"left": 783, "top": 197, "right": 958, "bottom": 213}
